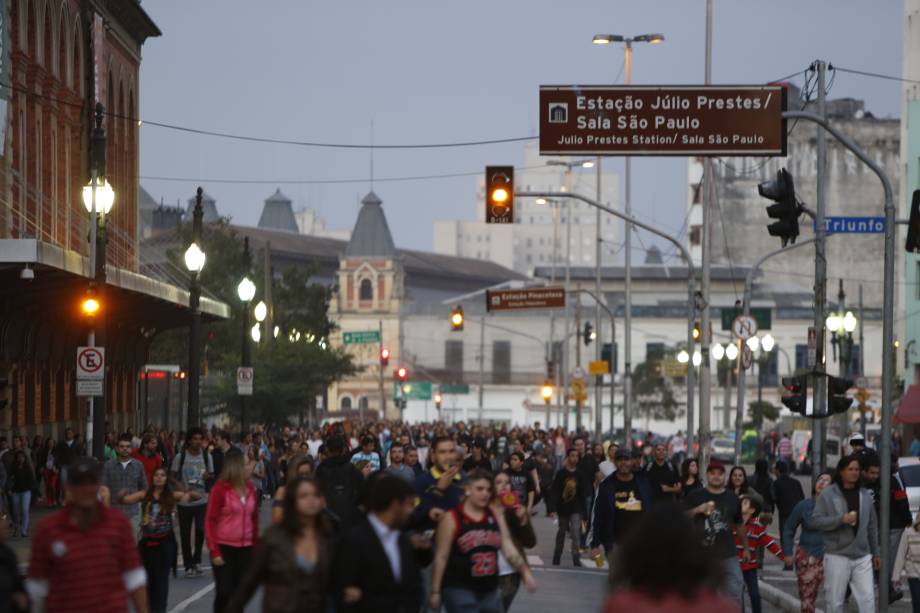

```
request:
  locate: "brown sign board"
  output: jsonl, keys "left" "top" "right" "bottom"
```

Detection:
{"left": 540, "top": 85, "right": 787, "bottom": 156}
{"left": 486, "top": 288, "right": 565, "bottom": 312}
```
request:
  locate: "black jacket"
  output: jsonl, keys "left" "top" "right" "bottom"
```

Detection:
{"left": 336, "top": 517, "right": 430, "bottom": 613}
{"left": 771, "top": 475, "right": 805, "bottom": 518}
{"left": 316, "top": 455, "right": 366, "bottom": 530}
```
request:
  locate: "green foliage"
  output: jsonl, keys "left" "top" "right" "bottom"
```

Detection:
{"left": 147, "top": 223, "right": 357, "bottom": 426}
{"left": 631, "top": 349, "right": 684, "bottom": 422}
{"left": 747, "top": 400, "right": 779, "bottom": 427}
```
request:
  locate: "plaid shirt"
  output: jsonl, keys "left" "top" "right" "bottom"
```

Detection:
{"left": 101, "top": 458, "right": 148, "bottom": 517}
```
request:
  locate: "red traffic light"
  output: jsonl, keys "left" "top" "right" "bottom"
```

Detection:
{"left": 380, "top": 347, "right": 390, "bottom": 366}
{"left": 396, "top": 367, "right": 408, "bottom": 382}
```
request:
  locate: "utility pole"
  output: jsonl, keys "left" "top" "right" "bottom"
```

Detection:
{"left": 478, "top": 314, "right": 486, "bottom": 423}
{"left": 563, "top": 183, "right": 573, "bottom": 432}
{"left": 263, "top": 240, "right": 273, "bottom": 346}
{"left": 698, "top": 0, "right": 714, "bottom": 472}
{"left": 813, "top": 60, "right": 828, "bottom": 475}
{"left": 595, "top": 159, "right": 603, "bottom": 441}
{"left": 187, "top": 188, "right": 204, "bottom": 429}
{"left": 575, "top": 288, "right": 583, "bottom": 432}
{"left": 378, "top": 319, "right": 386, "bottom": 420}
{"left": 858, "top": 285, "right": 866, "bottom": 436}
{"left": 623, "top": 41, "right": 634, "bottom": 449}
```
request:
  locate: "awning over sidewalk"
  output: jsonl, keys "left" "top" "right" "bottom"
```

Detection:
{"left": 894, "top": 384, "right": 920, "bottom": 424}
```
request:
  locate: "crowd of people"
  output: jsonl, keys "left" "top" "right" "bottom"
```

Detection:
{"left": 0, "top": 422, "right": 919, "bottom": 612}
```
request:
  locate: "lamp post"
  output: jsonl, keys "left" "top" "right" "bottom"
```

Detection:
{"left": 237, "top": 238, "right": 255, "bottom": 436}
{"left": 826, "top": 279, "right": 857, "bottom": 436}
{"left": 82, "top": 103, "right": 114, "bottom": 460}
{"left": 184, "top": 188, "right": 206, "bottom": 429}
{"left": 592, "top": 32, "right": 664, "bottom": 449}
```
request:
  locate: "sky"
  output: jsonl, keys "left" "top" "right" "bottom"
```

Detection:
{"left": 137, "top": 0, "right": 903, "bottom": 256}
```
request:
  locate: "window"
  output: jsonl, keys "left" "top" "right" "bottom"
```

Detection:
{"left": 358, "top": 396, "right": 369, "bottom": 410}
{"left": 602, "top": 342, "right": 618, "bottom": 374}
{"left": 493, "top": 341, "right": 511, "bottom": 384}
{"left": 646, "top": 343, "right": 666, "bottom": 362}
{"left": 795, "top": 344, "right": 809, "bottom": 371}
{"left": 341, "top": 396, "right": 352, "bottom": 409}
{"left": 359, "top": 279, "right": 373, "bottom": 301}
{"left": 758, "top": 350, "right": 779, "bottom": 387}
{"left": 446, "top": 340, "right": 464, "bottom": 375}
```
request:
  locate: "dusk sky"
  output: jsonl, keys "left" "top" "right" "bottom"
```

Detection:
{"left": 137, "top": 0, "right": 902, "bottom": 257}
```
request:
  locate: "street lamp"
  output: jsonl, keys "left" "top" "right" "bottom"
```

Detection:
{"left": 591, "top": 31, "right": 664, "bottom": 446}
{"left": 238, "top": 238, "right": 255, "bottom": 435}
{"left": 254, "top": 301, "right": 268, "bottom": 323}
{"left": 826, "top": 280, "right": 857, "bottom": 378}
{"left": 185, "top": 188, "right": 206, "bottom": 429}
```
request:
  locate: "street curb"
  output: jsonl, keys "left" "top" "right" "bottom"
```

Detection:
{"left": 759, "top": 579, "right": 824, "bottom": 613}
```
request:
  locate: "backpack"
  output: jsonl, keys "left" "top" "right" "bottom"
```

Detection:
{"left": 176, "top": 449, "right": 214, "bottom": 492}
{"left": 320, "top": 461, "right": 360, "bottom": 527}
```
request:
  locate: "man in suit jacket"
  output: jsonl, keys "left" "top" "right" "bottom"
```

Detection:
{"left": 337, "top": 475, "right": 432, "bottom": 613}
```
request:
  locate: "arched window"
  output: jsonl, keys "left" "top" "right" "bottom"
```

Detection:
{"left": 340, "top": 396, "right": 352, "bottom": 410}
{"left": 358, "top": 397, "right": 369, "bottom": 410}
{"left": 359, "top": 278, "right": 373, "bottom": 301}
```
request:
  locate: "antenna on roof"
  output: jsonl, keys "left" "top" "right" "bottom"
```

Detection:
{"left": 369, "top": 119, "right": 375, "bottom": 191}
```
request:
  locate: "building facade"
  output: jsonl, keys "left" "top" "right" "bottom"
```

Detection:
{"left": 901, "top": 0, "right": 920, "bottom": 388}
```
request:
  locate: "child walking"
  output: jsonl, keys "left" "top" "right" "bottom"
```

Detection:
{"left": 736, "top": 492, "right": 785, "bottom": 613}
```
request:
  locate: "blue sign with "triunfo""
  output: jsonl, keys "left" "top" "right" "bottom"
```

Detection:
{"left": 816, "top": 216, "right": 886, "bottom": 234}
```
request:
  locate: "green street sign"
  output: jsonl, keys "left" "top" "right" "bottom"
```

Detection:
{"left": 393, "top": 381, "right": 432, "bottom": 401}
{"left": 440, "top": 384, "right": 470, "bottom": 395}
{"left": 721, "top": 307, "right": 771, "bottom": 331}
{"left": 343, "top": 330, "right": 381, "bottom": 345}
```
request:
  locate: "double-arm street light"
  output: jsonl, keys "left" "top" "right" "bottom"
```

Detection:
{"left": 184, "top": 188, "right": 206, "bottom": 429}
{"left": 826, "top": 279, "right": 858, "bottom": 377}
{"left": 82, "top": 102, "right": 115, "bottom": 460}
{"left": 237, "top": 238, "right": 256, "bottom": 435}
{"left": 592, "top": 31, "right": 664, "bottom": 449}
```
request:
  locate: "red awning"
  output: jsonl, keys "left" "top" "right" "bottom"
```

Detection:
{"left": 894, "top": 384, "right": 920, "bottom": 424}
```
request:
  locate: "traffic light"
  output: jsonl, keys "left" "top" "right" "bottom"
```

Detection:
{"left": 485, "top": 166, "right": 514, "bottom": 224}
{"left": 80, "top": 291, "right": 100, "bottom": 317}
{"left": 583, "top": 322, "right": 595, "bottom": 346}
{"left": 396, "top": 367, "right": 408, "bottom": 383}
{"left": 758, "top": 168, "right": 799, "bottom": 246}
{"left": 380, "top": 347, "right": 390, "bottom": 367}
{"left": 692, "top": 322, "right": 702, "bottom": 343}
{"left": 906, "top": 190, "right": 920, "bottom": 252}
{"left": 450, "top": 306, "right": 464, "bottom": 331}
{"left": 546, "top": 359, "right": 556, "bottom": 380}
{"left": 541, "top": 382, "right": 554, "bottom": 405}
{"left": 781, "top": 375, "right": 808, "bottom": 416}
{"left": 434, "top": 393, "right": 442, "bottom": 410}
{"left": 827, "top": 375, "right": 854, "bottom": 416}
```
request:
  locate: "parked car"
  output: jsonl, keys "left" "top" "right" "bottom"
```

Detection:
{"left": 900, "top": 457, "right": 920, "bottom": 516}
{"left": 711, "top": 438, "right": 735, "bottom": 463}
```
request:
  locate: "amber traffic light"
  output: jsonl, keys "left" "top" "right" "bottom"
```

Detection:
{"left": 541, "top": 382, "right": 554, "bottom": 405}
{"left": 81, "top": 295, "right": 100, "bottom": 317}
{"left": 485, "top": 166, "right": 514, "bottom": 224}
{"left": 450, "top": 306, "right": 465, "bottom": 331}
{"left": 692, "top": 321, "right": 701, "bottom": 343}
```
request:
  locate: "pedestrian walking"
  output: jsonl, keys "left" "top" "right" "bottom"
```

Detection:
{"left": 205, "top": 451, "right": 259, "bottom": 613}
{"left": 132, "top": 434, "right": 164, "bottom": 486}
{"left": 338, "top": 475, "right": 431, "bottom": 613}
{"left": 495, "top": 470, "right": 537, "bottom": 610}
{"left": 811, "top": 454, "right": 879, "bottom": 613}
{"left": 102, "top": 433, "right": 148, "bottom": 537}
{"left": 604, "top": 503, "right": 736, "bottom": 613}
{"left": 384, "top": 442, "right": 416, "bottom": 483}
{"left": 645, "top": 443, "right": 682, "bottom": 505}
{"left": 736, "top": 492, "right": 785, "bottom": 613}
{"left": 685, "top": 459, "right": 744, "bottom": 607}
{"left": 783, "top": 471, "right": 832, "bottom": 613}
{"left": 551, "top": 448, "right": 586, "bottom": 567}
{"left": 428, "top": 469, "right": 536, "bottom": 613}
{"left": 228, "top": 475, "right": 333, "bottom": 612}
{"left": 777, "top": 432, "right": 794, "bottom": 464}
{"left": 893, "top": 510, "right": 920, "bottom": 613}
{"left": 729, "top": 465, "right": 750, "bottom": 498}
{"left": 772, "top": 459, "right": 805, "bottom": 554}
{"left": 120, "top": 467, "right": 201, "bottom": 613}
{"left": 680, "top": 458, "right": 703, "bottom": 498}
{"left": 272, "top": 454, "right": 314, "bottom": 524}
{"left": 25, "top": 457, "right": 149, "bottom": 613}
{"left": 7, "top": 450, "right": 37, "bottom": 538}
{"left": 412, "top": 436, "right": 464, "bottom": 533}
{"left": 316, "top": 435, "right": 367, "bottom": 529}
{"left": 506, "top": 451, "right": 536, "bottom": 515}
{"left": 170, "top": 427, "right": 214, "bottom": 577}
{"left": 590, "top": 448, "right": 652, "bottom": 569}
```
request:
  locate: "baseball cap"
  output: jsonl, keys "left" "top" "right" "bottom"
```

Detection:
{"left": 614, "top": 449, "right": 631, "bottom": 461}
{"left": 849, "top": 433, "right": 865, "bottom": 444}
{"left": 706, "top": 458, "right": 726, "bottom": 473}
{"left": 67, "top": 456, "right": 101, "bottom": 484}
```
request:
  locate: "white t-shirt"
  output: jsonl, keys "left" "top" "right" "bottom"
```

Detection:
{"left": 599, "top": 460, "right": 616, "bottom": 478}
{"left": 307, "top": 440, "right": 322, "bottom": 458}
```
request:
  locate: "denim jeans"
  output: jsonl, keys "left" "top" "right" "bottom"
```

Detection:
{"left": 721, "top": 557, "right": 744, "bottom": 607}
{"left": 743, "top": 568, "right": 762, "bottom": 613}
{"left": 442, "top": 587, "right": 502, "bottom": 613}
{"left": 178, "top": 504, "right": 206, "bottom": 569}
{"left": 10, "top": 490, "right": 31, "bottom": 535}
{"left": 824, "top": 553, "right": 874, "bottom": 613}
{"left": 553, "top": 513, "right": 582, "bottom": 562}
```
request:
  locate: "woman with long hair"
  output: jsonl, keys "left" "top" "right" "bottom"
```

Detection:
{"left": 36, "top": 437, "right": 57, "bottom": 507}
{"left": 245, "top": 445, "right": 266, "bottom": 507}
{"left": 272, "top": 454, "right": 314, "bottom": 524}
{"left": 494, "top": 470, "right": 537, "bottom": 611}
{"left": 429, "top": 469, "right": 537, "bottom": 613}
{"left": 729, "top": 466, "right": 750, "bottom": 498}
{"left": 205, "top": 452, "right": 259, "bottom": 613}
{"left": 680, "top": 458, "right": 702, "bottom": 497}
{"left": 782, "top": 470, "right": 832, "bottom": 613}
{"left": 226, "top": 476, "right": 333, "bottom": 612}
{"left": 7, "top": 450, "right": 37, "bottom": 537}
{"left": 121, "top": 467, "right": 200, "bottom": 613}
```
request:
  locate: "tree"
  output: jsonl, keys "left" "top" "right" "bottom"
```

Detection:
{"left": 631, "top": 352, "right": 683, "bottom": 423}
{"left": 747, "top": 400, "right": 779, "bottom": 428}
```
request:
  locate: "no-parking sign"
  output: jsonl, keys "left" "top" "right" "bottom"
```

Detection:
{"left": 76, "top": 346, "right": 105, "bottom": 380}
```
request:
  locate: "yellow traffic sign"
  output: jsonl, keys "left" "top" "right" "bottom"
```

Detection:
{"left": 588, "top": 360, "right": 609, "bottom": 375}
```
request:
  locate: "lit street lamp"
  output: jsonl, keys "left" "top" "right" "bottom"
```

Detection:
{"left": 826, "top": 280, "right": 858, "bottom": 378}
{"left": 238, "top": 238, "right": 255, "bottom": 435}
{"left": 185, "top": 188, "right": 206, "bottom": 428}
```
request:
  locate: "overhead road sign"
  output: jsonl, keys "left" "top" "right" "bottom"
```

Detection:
{"left": 486, "top": 287, "right": 565, "bottom": 312}
{"left": 818, "top": 216, "right": 885, "bottom": 234}
{"left": 721, "top": 307, "right": 771, "bottom": 331}
{"left": 540, "top": 85, "right": 786, "bottom": 156}
{"left": 343, "top": 330, "right": 381, "bottom": 345}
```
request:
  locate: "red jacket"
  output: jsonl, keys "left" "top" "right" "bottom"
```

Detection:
{"left": 131, "top": 449, "right": 162, "bottom": 486}
{"left": 205, "top": 480, "right": 259, "bottom": 559}
{"left": 735, "top": 516, "right": 784, "bottom": 571}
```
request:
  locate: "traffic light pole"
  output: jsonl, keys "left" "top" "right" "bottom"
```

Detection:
{"left": 377, "top": 320, "right": 384, "bottom": 422}
{"left": 813, "top": 60, "right": 829, "bottom": 478}
{"left": 515, "top": 191, "right": 696, "bottom": 455}
{"left": 778, "top": 108, "right": 895, "bottom": 610}
{"left": 573, "top": 288, "right": 616, "bottom": 443}
{"left": 733, "top": 238, "right": 817, "bottom": 466}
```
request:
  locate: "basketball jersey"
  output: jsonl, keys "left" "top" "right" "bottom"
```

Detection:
{"left": 444, "top": 507, "right": 503, "bottom": 591}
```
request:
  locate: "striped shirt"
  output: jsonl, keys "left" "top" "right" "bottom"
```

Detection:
{"left": 27, "top": 504, "right": 146, "bottom": 613}
{"left": 735, "top": 516, "right": 784, "bottom": 571}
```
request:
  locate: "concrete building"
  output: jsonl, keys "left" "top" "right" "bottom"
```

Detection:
{"left": 686, "top": 84, "right": 900, "bottom": 310}
{"left": 433, "top": 142, "right": 619, "bottom": 275}
{"left": 294, "top": 206, "right": 350, "bottom": 241}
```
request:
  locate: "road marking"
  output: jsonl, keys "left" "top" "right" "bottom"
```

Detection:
{"left": 167, "top": 583, "right": 215, "bottom": 613}
{"left": 526, "top": 554, "right": 544, "bottom": 566}
{"left": 532, "top": 566, "right": 607, "bottom": 576}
